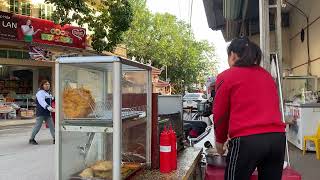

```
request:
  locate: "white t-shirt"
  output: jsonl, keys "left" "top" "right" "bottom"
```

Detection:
{"left": 21, "top": 25, "right": 34, "bottom": 36}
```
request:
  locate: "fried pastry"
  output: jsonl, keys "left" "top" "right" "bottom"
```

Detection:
{"left": 63, "top": 87, "right": 95, "bottom": 118}
{"left": 94, "top": 170, "right": 112, "bottom": 178}
{"left": 91, "top": 160, "right": 113, "bottom": 172}
{"left": 79, "top": 168, "right": 94, "bottom": 178}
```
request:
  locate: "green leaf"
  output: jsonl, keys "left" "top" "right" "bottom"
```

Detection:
{"left": 122, "top": 0, "right": 218, "bottom": 93}
{"left": 47, "top": 0, "right": 133, "bottom": 52}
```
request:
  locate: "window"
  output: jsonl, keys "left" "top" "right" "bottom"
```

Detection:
{"left": 39, "top": 3, "right": 45, "bottom": 19}
{"left": 9, "top": 0, "right": 19, "bottom": 13}
{"left": 0, "top": 49, "right": 29, "bottom": 59}
{"left": 8, "top": 50, "right": 23, "bottom": 59}
{"left": 39, "top": 3, "right": 53, "bottom": 20}
{"left": 22, "top": 51, "right": 30, "bottom": 59}
{"left": 0, "top": 50, "right": 7, "bottom": 58}
{"left": 8, "top": 0, "right": 31, "bottom": 16}
{"left": 21, "top": 1, "right": 31, "bottom": 16}
{"left": 47, "top": 5, "right": 53, "bottom": 20}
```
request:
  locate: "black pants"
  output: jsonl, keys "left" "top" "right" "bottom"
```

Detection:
{"left": 224, "top": 132, "right": 286, "bottom": 180}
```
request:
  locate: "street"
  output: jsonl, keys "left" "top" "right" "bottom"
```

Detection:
{"left": 0, "top": 126, "right": 55, "bottom": 180}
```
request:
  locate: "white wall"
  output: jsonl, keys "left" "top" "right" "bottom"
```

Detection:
{"left": 247, "top": 0, "right": 320, "bottom": 78}
{"left": 288, "top": 0, "right": 320, "bottom": 77}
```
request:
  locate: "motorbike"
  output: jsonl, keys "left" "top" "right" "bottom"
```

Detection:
{"left": 183, "top": 96, "right": 214, "bottom": 146}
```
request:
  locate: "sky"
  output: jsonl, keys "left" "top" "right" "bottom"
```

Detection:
{"left": 146, "top": 0, "right": 229, "bottom": 73}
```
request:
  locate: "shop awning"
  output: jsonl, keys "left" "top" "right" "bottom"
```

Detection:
{"left": 203, "top": 0, "right": 289, "bottom": 41}
{"left": 203, "top": 0, "right": 225, "bottom": 30}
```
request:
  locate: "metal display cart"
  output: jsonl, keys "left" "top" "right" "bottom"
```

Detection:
{"left": 55, "top": 56, "right": 152, "bottom": 180}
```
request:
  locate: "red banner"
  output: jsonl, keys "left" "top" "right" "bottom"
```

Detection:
{"left": 0, "top": 11, "right": 86, "bottom": 49}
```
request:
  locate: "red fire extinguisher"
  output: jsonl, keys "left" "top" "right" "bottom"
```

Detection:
{"left": 169, "top": 124, "right": 177, "bottom": 170}
{"left": 160, "top": 127, "right": 172, "bottom": 173}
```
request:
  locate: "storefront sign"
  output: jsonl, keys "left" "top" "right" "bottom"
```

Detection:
{"left": 0, "top": 12, "right": 18, "bottom": 40}
{"left": 0, "top": 11, "right": 86, "bottom": 49}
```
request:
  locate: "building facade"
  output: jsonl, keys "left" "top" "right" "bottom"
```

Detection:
{"left": 0, "top": 0, "right": 94, "bottom": 119}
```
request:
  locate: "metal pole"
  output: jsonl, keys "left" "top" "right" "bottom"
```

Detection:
{"left": 146, "top": 70, "right": 152, "bottom": 166}
{"left": 165, "top": 65, "right": 167, "bottom": 82}
{"left": 275, "top": 54, "right": 291, "bottom": 166}
{"left": 97, "top": 72, "right": 107, "bottom": 160}
{"left": 275, "top": 1, "right": 291, "bottom": 166}
{"left": 259, "top": 0, "right": 270, "bottom": 72}
{"left": 112, "top": 61, "right": 122, "bottom": 180}
{"left": 276, "top": 0, "right": 283, "bottom": 77}
{"left": 55, "top": 63, "right": 61, "bottom": 180}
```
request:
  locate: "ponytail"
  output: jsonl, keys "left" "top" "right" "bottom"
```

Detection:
{"left": 227, "top": 37, "right": 262, "bottom": 67}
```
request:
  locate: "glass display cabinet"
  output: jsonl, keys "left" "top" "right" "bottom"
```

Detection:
{"left": 283, "top": 76, "right": 318, "bottom": 102}
{"left": 55, "top": 56, "right": 152, "bottom": 180}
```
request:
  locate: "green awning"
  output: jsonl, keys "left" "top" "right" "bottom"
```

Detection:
{"left": 223, "top": 0, "right": 244, "bottom": 20}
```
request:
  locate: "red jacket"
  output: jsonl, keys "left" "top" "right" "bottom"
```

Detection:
{"left": 213, "top": 66, "right": 285, "bottom": 143}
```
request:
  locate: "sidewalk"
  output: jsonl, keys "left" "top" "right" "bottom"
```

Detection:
{"left": 0, "top": 118, "right": 36, "bottom": 129}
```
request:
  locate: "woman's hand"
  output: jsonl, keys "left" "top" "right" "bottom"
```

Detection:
{"left": 215, "top": 142, "right": 225, "bottom": 155}
{"left": 216, "top": 139, "right": 230, "bottom": 155}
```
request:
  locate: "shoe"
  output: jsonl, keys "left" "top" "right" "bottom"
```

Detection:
{"left": 53, "top": 139, "right": 55, "bottom": 144}
{"left": 29, "top": 139, "right": 38, "bottom": 145}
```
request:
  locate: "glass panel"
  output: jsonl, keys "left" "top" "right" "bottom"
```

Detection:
{"left": 26, "top": 2, "right": 30, "bottom": 16}
{"left": 283, "top": 77, "right": 318, "bottom": 102}
{"left": 9, "top": 0, "right": 14, "bottom": 13}
{"left": 60, "top": 64, "right": 106, "bottom": 120}
{"left": 22, "top": 51, "right": 30, "bottom": 59}
{"left": 8, "top": 50, "right": 22, "bottom": 59}
{"left": 21, "top": 2, "right": 25, "bottom": 15}
{"left": 14, "top": 0, "right": 18, "bottom": 13}
{"left": 121, "top": 69, "right": 148, "bottom": 165}
{"left": 59, "top": 63, "right": 113, "bottom": 180}
{"left": 0, "top": 49, "right": 7, "bottom": 58}
{"left": 47, "top": 4, "right": 53, "bottom": 20}
{"left": 39, "top": 4, "right": 45, "bottom": 19}
{"left": 60, "top": 131, "right": 113, "bottom": 180}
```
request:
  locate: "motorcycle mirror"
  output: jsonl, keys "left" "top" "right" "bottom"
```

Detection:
{"left": 204, "top": 141, "right": 213, "bottom": 148}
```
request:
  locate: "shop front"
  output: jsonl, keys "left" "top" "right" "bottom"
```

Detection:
{"left": 0, "top": 10, "right": 87, "bottom": 120}
{"left": 0, "top": 55, "right": 54, "bottom": 118}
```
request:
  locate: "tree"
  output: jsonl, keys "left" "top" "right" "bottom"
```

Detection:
{"left": 123, "top": 0, "right": 218, "bottom": 93}
{"left": 46, "top": 0, "right": 133, "bottom": 53}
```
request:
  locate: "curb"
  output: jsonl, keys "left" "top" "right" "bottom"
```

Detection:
{"left": 0, "top": 121, "right": 35, "bottom": 130}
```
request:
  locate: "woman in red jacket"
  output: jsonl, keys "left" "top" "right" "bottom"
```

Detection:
{"left": 213, "top": 37, "right": 286, "bottom": 180}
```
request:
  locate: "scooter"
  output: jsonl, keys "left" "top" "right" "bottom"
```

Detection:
{"left": 183, "top": 96, "right": 214, "bottom": 146}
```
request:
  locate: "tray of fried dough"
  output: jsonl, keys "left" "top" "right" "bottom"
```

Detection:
{"left": 70, "top": 160, "right": 143, "bottom": 180}
{"left": 63, "top": 87, "right": 95, "bottom": 119}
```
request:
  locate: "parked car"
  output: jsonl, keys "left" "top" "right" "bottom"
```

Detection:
{"left": 183, "top": 93, "right": 207, "bottom": 109}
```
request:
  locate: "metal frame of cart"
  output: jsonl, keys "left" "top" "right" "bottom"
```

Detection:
{"left": 55, "top": 56, "right": 152, "bottom": 180}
